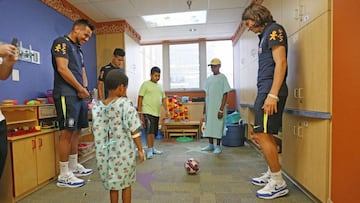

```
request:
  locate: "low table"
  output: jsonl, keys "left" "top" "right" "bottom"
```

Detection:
{"left": 162, "top": 120, "right": 201, "bottom": 140}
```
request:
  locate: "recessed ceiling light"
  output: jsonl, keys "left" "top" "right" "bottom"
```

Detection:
{"left": 142, "top": 10, "right": 207, "bottom": 27}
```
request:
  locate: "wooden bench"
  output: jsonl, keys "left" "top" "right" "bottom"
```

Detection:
{"left": 162, "top": 120, "right": 201, "bottom": 140}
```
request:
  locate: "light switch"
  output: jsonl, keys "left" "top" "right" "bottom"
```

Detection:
{"left": 12, "top": 69, "right": 19, "bottom": 81}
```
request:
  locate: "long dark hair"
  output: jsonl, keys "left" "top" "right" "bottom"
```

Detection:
{"left": 242, "top": 3, "right": 273, "bottom": 27}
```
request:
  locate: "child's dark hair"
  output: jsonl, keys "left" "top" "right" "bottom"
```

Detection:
{"left": 151, "top": 66, "right": 161, "bottom": 74}
{"left": 105, "top": 69, "right": 128, "bottom": 90}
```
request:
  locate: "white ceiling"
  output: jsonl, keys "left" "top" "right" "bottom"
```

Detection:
{"left": 66, "top": 0, "right": 250, "bottom": 43}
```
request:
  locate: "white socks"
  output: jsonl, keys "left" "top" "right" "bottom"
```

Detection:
{"left": 270, "top": 170, "right": 284, "bottom": 184}
{"left": 68, "top": 154, "right": 78, "bottom": 171}
{"left": 59, "top": 161, "right": 69, "bottom": 176}
{"left": 59, "top": 154, "right": 78, "bottom": 176}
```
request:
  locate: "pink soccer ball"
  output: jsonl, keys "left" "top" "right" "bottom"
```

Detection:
{"left": 184, "top": 158, "right": 199, "bottom": 174}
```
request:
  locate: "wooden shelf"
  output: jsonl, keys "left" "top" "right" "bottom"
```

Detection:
{"left": 79, "top": 148, "right": 95, "bottom": 164}
{"left": 6, "top": 119, "right": 38, "bottom": 125}
{"left": 80, "top": 128, "right": 92, "bottom": 137}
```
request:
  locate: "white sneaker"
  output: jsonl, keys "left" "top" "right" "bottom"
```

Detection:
{"left": 72, "top": 163, "right": 93, "bottom": 177}
{"left": 57, "top": 172, "right": 85, "bottom": 188}
{"left": 256, "top": 179, "right": 289, "bottom": 199}
{"left": 251, "top": 171, "right": 270, "bottom": 186}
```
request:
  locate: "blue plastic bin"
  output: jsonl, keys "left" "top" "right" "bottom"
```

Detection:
{"left": 222, "top": 122, "right": 246, "bottom": 147}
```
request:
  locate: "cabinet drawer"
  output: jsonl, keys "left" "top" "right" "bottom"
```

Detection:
{"left": 38, "top": 105, "right": 57, "bottom": 119}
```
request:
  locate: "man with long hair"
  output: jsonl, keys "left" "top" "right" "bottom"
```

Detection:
{"left": 242, "top": 3, "right": 289, "bottom": 199}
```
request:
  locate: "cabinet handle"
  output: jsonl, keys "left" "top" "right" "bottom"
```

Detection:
{"left": 294, "top": 8, "right": 299, "bottom": 20}
{"left": 38, "top": 138, "right": 43, "bottom": 148}
{"left": 299, "top": 5, "right": 305, "bottom": 21}
{"left": 298, "top": 88, "right": 304, "bottom": 99}
{"left": 293, "top": 125, "right": 298, "bottom": 136}
{"left": 293, "top": 88, "right": 297, "bottom": 98}
{"left": 298, "top": 126, "right": 303, "bottom": 138}
{"left": 32, "top": 139, "right": 36, "bottom": 150}
{"left": 293, "top": 88, "right": 304, "bottom": 99}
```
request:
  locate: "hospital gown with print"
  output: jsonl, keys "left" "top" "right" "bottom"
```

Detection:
{"left": 91, "top": 97, "right": 141, "bottom": 190}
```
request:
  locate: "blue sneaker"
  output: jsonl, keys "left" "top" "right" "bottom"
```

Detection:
{"left": 256, "top": 179, "right": 289, "bottom": 199}
{"left": 213, "top": 145, "right": 222, "bottom": 154}
{"left": 147, "top": 148, "right": 154, "bottom": 159}
{"left": 201, "top": 144, "right": 214, "bottom": 151}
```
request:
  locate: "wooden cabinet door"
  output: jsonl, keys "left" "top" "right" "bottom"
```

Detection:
{"left": 263, "top": 0, "right": 283, "bottom": 24}
{"left": 301, "top": 0, "right": 329, "bottom": 27}
{"left": 12, "top": 137, "right": 37, "bottom": 197}
{"left": 282, "top": 113, "right": 330, "bottom": 202}
{"left": 36, "top": 133, "right": 55, "bottom": 184}
{"left": 286, "top": 32, "right": 302, "bottom": 110}
{"left": 300, "top": 12, "right": 331, "bottom": 112}
{"left": 282, "top": 0, "right": 300, "bottom": 36}
{"left": 286, "top": 12, "right": 331, "bottom": 112}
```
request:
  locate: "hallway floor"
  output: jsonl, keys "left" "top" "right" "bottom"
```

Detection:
{"left": 19, "top": 138, "right": 315, "bottom": 203}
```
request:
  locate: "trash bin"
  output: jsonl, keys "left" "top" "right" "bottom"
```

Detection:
{"left": 222, "top": 122, "right": 246, "bottom": 147}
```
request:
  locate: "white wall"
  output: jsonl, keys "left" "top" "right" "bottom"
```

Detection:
{"left": 236, "top": 31, "right": 259, "bottom": 105}
{"left": 125, "top": 34, "right": 143, "bottom": 105}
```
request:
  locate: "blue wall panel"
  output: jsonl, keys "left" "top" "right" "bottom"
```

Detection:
{"left": 0, "top": 0, "right": 97, "bottom": 103}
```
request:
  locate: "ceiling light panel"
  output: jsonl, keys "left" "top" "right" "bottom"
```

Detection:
{"left": 142, "top": 10, "right": 207, "bottom": 27}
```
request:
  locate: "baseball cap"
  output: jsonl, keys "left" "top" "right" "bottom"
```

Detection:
{"left": 208, "top": 58, "right": 221, "bottom": 66}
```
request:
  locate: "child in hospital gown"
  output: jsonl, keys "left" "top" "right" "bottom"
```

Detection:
{"left": 91, "top": 70, "right": 144, "bottom": 202}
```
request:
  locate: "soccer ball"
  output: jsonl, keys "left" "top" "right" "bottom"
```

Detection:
{"left": 184, "top": 158, "right": 199, "bottom": 174}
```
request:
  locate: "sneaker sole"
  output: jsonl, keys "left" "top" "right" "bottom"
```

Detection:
{"left": 251, "top": 180, "right": 268, "bottom": 186}
{"left": 73, "top": 171, "right": 93, "bottom": 177}
{"left": 153, "top": 152, "right": 163, "bottom": 155}
{"left": 56, "top": 182, "right": 85, "bottom": 188}
{"left": 256, "top": 188, "right": 289, "bottom": 199}
{"left": 201, "top": 148, "right": 214, "bottom": 151}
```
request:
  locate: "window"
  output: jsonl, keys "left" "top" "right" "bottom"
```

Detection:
{"left": 142, "top": 45, "right": 163, "bottom": 84}
{"left": 169, "top": 43, "right": 199, "bottom": 89}
{"left": 141, "top": 40, "right": 233, "bottom": 89}
{"left": 206, "top": 40, "right": 234, "bottom": 87}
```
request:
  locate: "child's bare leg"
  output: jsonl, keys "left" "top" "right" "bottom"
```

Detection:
{"left": 110, "top": 190, "right": 119, "bottom": 203}
{"left": 122, "top": 186, "right": 131, "bottom": 203}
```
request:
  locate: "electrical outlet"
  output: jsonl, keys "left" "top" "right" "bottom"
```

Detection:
{"left": 18, "top": 47, "right": 32, "bottom": 62}
{"left": 31, "top": 50, "right": 40, "bottom": 64}
{"left": 12, "top": 69, "right": 20, "bottom": 81}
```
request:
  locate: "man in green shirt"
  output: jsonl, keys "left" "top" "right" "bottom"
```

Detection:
{"left": 137, "top": 67, "right": 168, "bottom": 159}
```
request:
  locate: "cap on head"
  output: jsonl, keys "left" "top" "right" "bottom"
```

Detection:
{"left": 208, "top": 58, "right": 221, "bottom": 66}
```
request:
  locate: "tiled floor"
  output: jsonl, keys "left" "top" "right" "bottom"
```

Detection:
{"left": 19, "top": 138, "right": 315, "bottom": 203}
